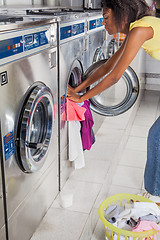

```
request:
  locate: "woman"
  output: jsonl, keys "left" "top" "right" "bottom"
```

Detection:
{"left": 67, "top": 0, "right": 160, "bottom": 201}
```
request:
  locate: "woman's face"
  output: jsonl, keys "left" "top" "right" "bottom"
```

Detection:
{"left": 102, "top": 8, "right": 118, "bottom": 35}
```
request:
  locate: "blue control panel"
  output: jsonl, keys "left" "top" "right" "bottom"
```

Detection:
{"left": 60, "top": 22, "right": 85, "bottom": 40}
{"left": 89, "top": 18, "right": 103, "bottom": 30}
{"left": 24, "top": 30, "right": 49, "bottom": 51}
{"left": 0, "top": 30, "right": 49, "bottom": 60}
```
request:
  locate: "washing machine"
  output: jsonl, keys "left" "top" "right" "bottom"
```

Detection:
{"left": 57, "top": 12, "right": 88, "bottom": 188}
{"left": 0, "top": 127, "right": 6, "bottom": 240}
{"left": 0, "top": 15, "right": 59, "bottom": 240}
{"left": 84, "top": 11, "right": 108, "bottom": 132}
{"left": 4, "top": 6, "right": 89, "bottom": 190}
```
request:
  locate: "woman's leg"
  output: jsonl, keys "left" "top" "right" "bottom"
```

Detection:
{"left": 144, "top": 116, "right": 160, "bottom": 196}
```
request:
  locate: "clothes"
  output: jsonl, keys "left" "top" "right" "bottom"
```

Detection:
{"left": 133, "top": 202, "right": 160, "bottom": 217}
{"left": 68, "top": 121, "right": 85, "bottom": 169}
{"left": 144, "top": 116, "right": 160, "bottom": 195}
{"left": 132, "top": 220, "right": 160, "bottom": 240}
{"left": 81, "top": 100, "right": 94, "bottom": 150}
{"left": 129, "top": 16, "right": 160, "bottom": 60}
{"left": 104, "top": 205, "right": 124, "bottom": 223}
{"left": 66, "top": 99, "right": 86, "bottom": 121}
{"left": 139, "top": 214, "right": 159, "bottom": 224}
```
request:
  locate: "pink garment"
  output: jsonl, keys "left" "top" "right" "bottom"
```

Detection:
{"left": 132, "top": 220, "right": 160, "bottom": 240}
{"left": 66, "top": 99, "right": 86, "bottom": 121}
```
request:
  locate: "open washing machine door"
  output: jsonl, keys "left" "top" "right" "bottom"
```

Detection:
{"left": 15, "top": 82, "right": 54, "bottom": 173}
{"left": 106, "top": 38, "right": 119, "bottom": 59}
{"left": 93, "top": 47, "right": 105, "bottom": 64}
{"left": 84, "top": 59, "right": 139, "bottom": 116}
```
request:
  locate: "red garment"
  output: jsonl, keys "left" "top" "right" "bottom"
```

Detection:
{"left": 66, "top": 99, "right": 86, "bottom": 121}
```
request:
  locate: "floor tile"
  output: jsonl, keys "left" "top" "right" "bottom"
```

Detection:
{"left": 84, "top": 141, "right": 118, "bottom": 161}
{"left": 130, "top": 125, "right": 150, "bottom": 138}
{"left": 96, "top": 128, "right": 124, "bottom": 144}
{"left": 107, "top": 185, "right": 141, "bottom": 197}
{"left": 91, "top": 219, "right": 106, "bottom": 240}
{"left": 30, "top": 208, "right": 88, "bottom": 240}
{"left": 70, "top": 159, "right": 110, "bottom": 183}
{"left": 133, "top": 115, "right": 155, "bottom": 127}
{"left": 80, "top": 208, "right": 99, "bottom": 240}
{"left": 52, "top": 179, "right": 102, "bottom": 214}
{"left": 126, "top": 136, "right": 147, "bottom": 151}
{"left": 111, "top": 165, "right": 144, "bottom": 189}
{"left": 102, "top": 115, "right": 130, "bottom": 130}
{"left": 119, "top": 149, "right": 147, "bottom": 168}
{"left": 136, "top": 100, "right": 158, "bottom": 117}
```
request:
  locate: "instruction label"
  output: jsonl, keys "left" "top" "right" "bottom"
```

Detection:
{"left": 4, "top": 131, "right": 15, "bottom": 161}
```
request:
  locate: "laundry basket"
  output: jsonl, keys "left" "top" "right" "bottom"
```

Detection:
{"left": 98, "top": 193, "right": 160, "bottom": 240}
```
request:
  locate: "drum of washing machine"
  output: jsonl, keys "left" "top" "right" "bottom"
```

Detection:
{"left": 84, "top": 59, "right": 139, "bottom": 116}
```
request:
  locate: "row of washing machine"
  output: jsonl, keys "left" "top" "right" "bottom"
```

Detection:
{"left": 0, "top": 7, "right": 140, "bottom": 240}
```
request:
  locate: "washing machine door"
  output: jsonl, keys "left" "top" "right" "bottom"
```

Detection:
{"left": 93, "top": 47, "right": 105, "bottom": 64}
{"left": 106, "top": 38, "right": 118, "bottom": 59}
{"left": 15, "top": 83, "right": 54, "bottom": 173}
{"left": 84, "top": 59, "right": 139, "bottom": 116}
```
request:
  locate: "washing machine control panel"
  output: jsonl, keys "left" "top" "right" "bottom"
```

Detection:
{"left": 0, "top": 25, "right": 52, "bottom": 66}
{"left": 24, "top": 31, "right": 48, "bottom": 51}
{"left": 60, "top": 22, "right": 85, "bottom": 41}
{"left": 89, "top": 18, "right": 103, "bottom": 30}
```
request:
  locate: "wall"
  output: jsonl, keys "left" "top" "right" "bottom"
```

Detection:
{"left": 145, "top": 54, "right": 160, "bottom": 90}
{"left": 145, "top": 0, "right": 153, "bottom": 6}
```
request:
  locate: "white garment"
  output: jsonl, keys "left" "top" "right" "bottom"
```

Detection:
{"left": 68, "top": 121, "right": 85, "bottom": 169}
{"left": 133, "top": 202, "right": 160, "bottom": 218}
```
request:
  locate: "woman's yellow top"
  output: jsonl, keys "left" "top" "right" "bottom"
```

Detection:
{"left": 129, "top": 16, "right": 160, "bottom": 60}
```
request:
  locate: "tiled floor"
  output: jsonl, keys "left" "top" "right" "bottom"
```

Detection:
{"left": 30, "top": 90, "right": 160, "bottom": 240}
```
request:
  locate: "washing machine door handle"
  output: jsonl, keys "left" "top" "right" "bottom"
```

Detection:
{"left": 25, "top": 141, "right": 47, "bottom": 149}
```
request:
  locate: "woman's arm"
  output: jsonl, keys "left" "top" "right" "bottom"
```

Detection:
{"left": 73, "top": 37, "right": 127, "bottom": 93}
{"left": 67, "top": 26, "right": 154, "bottom": 103}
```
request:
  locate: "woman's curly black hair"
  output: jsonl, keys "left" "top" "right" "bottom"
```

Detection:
{"left": 101, "top": 0, "right": 153, "bottom": 29}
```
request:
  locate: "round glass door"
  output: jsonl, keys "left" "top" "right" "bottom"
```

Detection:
{"left": 84, "top": 59, "right": 139, "bottom": 116}
{"left": 15, "top": 83, "right": 54, "bottom": 173}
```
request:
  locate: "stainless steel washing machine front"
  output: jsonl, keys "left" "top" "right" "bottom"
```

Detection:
{"left": 58, "top": 13, "right": 87, "bottom": 188}
{"left": 0, "top": 17, "right": 59, "bottom": 240}
{"left": 84, "top": 11, "right": 108, "bottom": 132}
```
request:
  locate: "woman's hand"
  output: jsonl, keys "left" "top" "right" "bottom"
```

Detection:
{"left": 67, "top": 86, "right": 82, "bottom": 103}
{"left": 67, "top": 85, "right": 76, "bottom": 93}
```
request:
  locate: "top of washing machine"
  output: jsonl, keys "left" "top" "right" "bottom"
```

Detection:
{"left": 0, "top": 7, "right": 59, "bottom": 32}
{"left": 2, "top": 6, "right": 101, "bottom": 22}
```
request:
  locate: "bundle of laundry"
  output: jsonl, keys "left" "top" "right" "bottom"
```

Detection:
{"left": 66, "top": 99, "right": 95, "bottom": 169}
{"left": 104, "top": 201, "right": 160, "bottom": 240}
